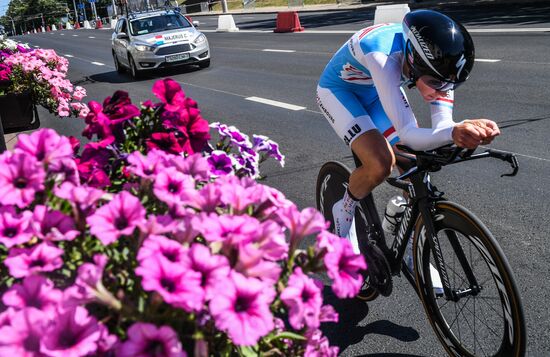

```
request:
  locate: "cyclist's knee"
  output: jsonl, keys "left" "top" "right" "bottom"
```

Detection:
{"left": 368, "top": 154, "right": 393, "bottom": 184}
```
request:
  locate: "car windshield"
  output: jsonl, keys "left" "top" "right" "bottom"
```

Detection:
{"left": 130, "top": 14, "right": 190, "bottom": 36}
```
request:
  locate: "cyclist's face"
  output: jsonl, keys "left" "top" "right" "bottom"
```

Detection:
{"left": 416, "top": 76, "right": 449, "bottom": 102}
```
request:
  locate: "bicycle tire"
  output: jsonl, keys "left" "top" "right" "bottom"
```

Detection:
{"left": 315, "top": 161, "right": 390, "bottom": 301}
{"left": 413, "top": 201, "right": 526, "bottom": 357}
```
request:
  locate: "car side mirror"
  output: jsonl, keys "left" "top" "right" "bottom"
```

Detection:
{"left": 117, "top": 32, "right": 129, "bottom": 39}
{"left": 193, "top": 21, "right": 200, "bottom": 28}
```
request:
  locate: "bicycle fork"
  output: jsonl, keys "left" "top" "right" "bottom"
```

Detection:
{"left": 418, "top": 200, "right": 481, "bottom": 302}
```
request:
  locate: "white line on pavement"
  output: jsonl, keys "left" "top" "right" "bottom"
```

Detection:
{"left": 73, "top": 34, "right": 78, "bottom": 37}
{"left": 64, "top": 54, "right": 74, "bottom": 57}
{"left": 262, "top": 49, "right": 296, "bottom": 53}
{"left": 246, "top": 96, "right": 305, "bottom": 111}
{"left": 91, "top": 61, "right": 105, "bottom": 66}
{"left": 203, "top": 27, "right": 550, "bottom": 34}
{"left": 60, "top": 33, "right": 65, "bottom": 35}
{"left": 89, "top": 36, "right": 95, "bottom": 38}
{"left": 475, "top": 59, "right": 501, "bottom": 63}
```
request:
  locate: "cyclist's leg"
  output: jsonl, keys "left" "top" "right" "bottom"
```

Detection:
{"left": 316, "top": 85, "right": 391, "bottom": 238}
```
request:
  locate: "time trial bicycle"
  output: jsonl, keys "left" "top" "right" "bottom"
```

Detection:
{"left": 316, "top": 144, "right": 526, "bottom": 357}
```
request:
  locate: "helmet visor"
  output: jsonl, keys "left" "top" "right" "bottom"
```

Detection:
{"left": 420, "top": 75, "right": 462, "bottom": 92}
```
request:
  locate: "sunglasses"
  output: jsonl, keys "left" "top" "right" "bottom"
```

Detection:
{"left": 421, "top": 76, "right": 461, "bottom": 92}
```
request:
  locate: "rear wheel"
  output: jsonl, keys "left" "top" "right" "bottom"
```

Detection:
{"left": 414, "top": 201, "right": 526, "bottom": 357}
{"left": 315, "top": 161, "right": 390, "bottom": 301}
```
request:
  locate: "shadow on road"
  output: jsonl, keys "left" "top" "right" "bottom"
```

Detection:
{"left": 87, "top": 65, "right": 204, "bottom": 84}
{"left": 320, "top": 286, "right": 422, "bottom": 355}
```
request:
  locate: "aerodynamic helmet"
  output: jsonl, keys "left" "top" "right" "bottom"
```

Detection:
{"left": 402, "top": 10, "right": 475, "bottom": 91}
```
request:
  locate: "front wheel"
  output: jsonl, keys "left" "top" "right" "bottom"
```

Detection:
{"left": 414, "top": 201, "right": 526, "bottom": 357}
{"left": 128, "top": 55, "right": 142, "bottom": 79}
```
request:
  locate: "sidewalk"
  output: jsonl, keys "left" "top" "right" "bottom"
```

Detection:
{"left": 188, "top": 0, "right": 549, "bottom": 16}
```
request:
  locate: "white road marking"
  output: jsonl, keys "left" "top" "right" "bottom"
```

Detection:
{"left": 60, "top": 33, "right": 65, "bottom": 35}
{"left": 64, "top": 54, "right": 74, "bottom": 57}
{"left": 203, "top": 27, "right": 550, "bottom": 34}
{"left": 475, "top": 59, "right": 501, "bottom": 63}
{"left": 468, "top": 27, "right": 550, "bottom": 33}
{"left": 246, "top": 96, "right": 305, "bottom": 111}
{"left": 89, "top": 36, "right": 95, "bottom": 38}
{"left": 91, "top": 61, "right": 105, "bottom": 66}
{"left": 73, "top": 34, "right": 78, "bottom": 37}
{"left": 262, "top": 49, "right": 296, "bottom": 53}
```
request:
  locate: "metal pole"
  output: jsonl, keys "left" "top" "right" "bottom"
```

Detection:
{"left": 221, "top": 0, "right": 228, "bottom": 13}
{"left": 73, "top": 0, "right": 78, "bottom": 21}
{"left": 112, "top": 0, "right": 117, "bottom": 16}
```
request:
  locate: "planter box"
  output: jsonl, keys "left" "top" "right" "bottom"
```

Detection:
{"left": 0, "top": 91, "right": 40, "bottom": 134}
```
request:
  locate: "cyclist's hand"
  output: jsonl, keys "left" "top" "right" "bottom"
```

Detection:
{"left": 452, "top": 119, "right": 500, "bottom": 149}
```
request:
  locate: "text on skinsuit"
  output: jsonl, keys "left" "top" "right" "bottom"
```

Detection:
{"left": 344, "top": 124, "right": 362, "bottom": 145}
{"left": 317, "top": 95, "right": 335, "bottom": 124}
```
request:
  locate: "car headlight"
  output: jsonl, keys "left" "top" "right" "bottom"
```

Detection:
{"left": 193, "top": 34, "right": 206, "bottom": 45}
{"left": 134, "top": 43, "right": 155, "bottom": 52}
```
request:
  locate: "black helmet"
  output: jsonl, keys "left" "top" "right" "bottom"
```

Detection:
{"left": 403, "top": 10, "right": 475, "bottom": 91}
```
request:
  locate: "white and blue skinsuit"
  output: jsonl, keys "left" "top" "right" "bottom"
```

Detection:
{"left": 316, "top": 23, "right": 456, "bottom": 150}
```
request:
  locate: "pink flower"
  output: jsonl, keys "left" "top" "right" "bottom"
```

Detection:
{"left": 14, "top": 128, "right": 73, "bottom": 165}
{"left": 168, "top": 153, "right": 210, "bottom": 182}
{"left": 280, "top": 267, "right": 323, "bottom": 330}
{"left": 0, "top": 308, "right": 49, "bottom": 356}
{"left": 146, "top": 132, "right": 184, "bottom": 154}
{"left": 186, "top": 244, "right": 230, "bottom": 301}
{"left": 54, "top": 182, "right": 105, "bottom": 216}
{"left": 118, "top": 322, "right": 186, "bottom": 357}
{"left": 0, "top": 208, "right": 33, "bottom": 248}
{"left": 317, "top": 231, "right": 366, "bottom": 298}
{"left": 152, "top": 78, "right": 186, "bottom": 112}
{"left": 73, "top": 86, "right": 86, "bottom": 101}
{"left": 304, "top": 330, "right": 339, "bottom": 357}
{"left": 2, "top": 275, "right": 62, "bottom": 317}
{"left": 63, "top": 254, "right": 120, "bottom": 310}
{"left": 4, "top": 243, "right": 64, "bottom": 278}
{"left": 256, "top": 221, "right": 288, "bottom": 261}
{"left": 87, "top": 191, "right": 146, "bottom": 245}
{"left": 195, "top": 213, "right": 260, "bottom": 245}
{"left": 137, "top": 235, "right": 187, "bottom": 266}
{"left": 136, "top": 255, "right": 204, "bottom": 312}
{"left": 234, "top": 242, "right": 282, "bottom": 283}
{"left": 153, "top": 168, "right": 197, "bottom": 206}
{"left": 279, "top": 206, "right": 328, "bottom": 251}
{"left": 126, "top": 149, "right": 167, "bottom": 179}
{"left": 31, "top": 205, "right": 79, "bottom": 241}
{"left": 0, "top": 152, "right": 45, "bottom": 208}
{"left": 41, "top": 307, "right": 102, "bottom": 357}
{"left": 82, "top": 101, "right": 113, "bottom": 140}
{"left": 210, "top": 272, "right": 275, "bottom": 346}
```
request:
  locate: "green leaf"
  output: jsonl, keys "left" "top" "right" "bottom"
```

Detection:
{"left": 238, "top": 345, "right": 259, "bottom": 357}
{"left": 267, "top": 331, "right": 306, "bottom": 342}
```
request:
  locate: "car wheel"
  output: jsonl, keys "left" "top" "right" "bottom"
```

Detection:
{"left": 129, "top": 55, "right": 142, "bottom": 79}
{"left": 198, "top": 59, "right": 210, "bottom": 69}
{"left": 113, "top": 53, "right": 124, "bottom": 73}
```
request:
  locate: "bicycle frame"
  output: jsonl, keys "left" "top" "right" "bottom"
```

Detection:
{"left": 353, "top": 146, "right": 518, "bottom": 300}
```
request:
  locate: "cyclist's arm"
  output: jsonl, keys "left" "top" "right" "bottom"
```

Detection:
{"left": 364, "top": 52, "right": 455, "bottom": 150}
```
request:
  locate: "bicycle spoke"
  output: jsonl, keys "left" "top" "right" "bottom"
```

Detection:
{"left": 457, "top": 302, "right": 491, "bottom": 357}
{"left": 474, "top": 294, "right": 505, "bottom": 318}
{"left": 461, "top": 301, "right": 503, "bottom": 338}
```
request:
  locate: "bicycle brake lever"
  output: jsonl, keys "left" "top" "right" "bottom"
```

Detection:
{"left": 486, "top": 149, "right": 519, "bottom": 177}
{"left": 501, "top": 154, "right": 519, "bottom": 177}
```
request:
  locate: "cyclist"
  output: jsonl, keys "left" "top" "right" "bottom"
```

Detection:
{"left": 317, "top": 10, "right": 500, "bottom": 242}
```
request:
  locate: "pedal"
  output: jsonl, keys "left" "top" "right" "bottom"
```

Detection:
{"left": 362, "top": 240, "right": 393, "bottom": 297}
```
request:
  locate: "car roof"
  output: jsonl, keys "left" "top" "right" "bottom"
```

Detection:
{"left": 121, "top": 9, "right": 182, "bottom": 21}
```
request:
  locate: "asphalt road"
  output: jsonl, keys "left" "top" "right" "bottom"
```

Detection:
{"left": 12, "top": 3, "right": 550, "bottom": 356}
